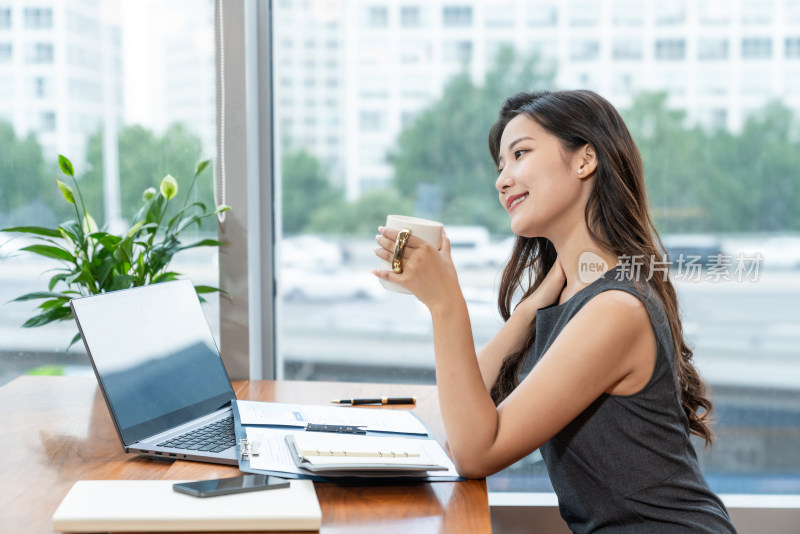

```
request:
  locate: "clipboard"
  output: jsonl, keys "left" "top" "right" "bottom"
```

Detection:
{"left": 232, "top": 400, "right": 464, "bottom": 482}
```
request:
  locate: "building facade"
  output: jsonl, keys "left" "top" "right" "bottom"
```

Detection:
{"left": 0, "top": 0, "right": 123, "bottom": 166}
{"left": 273, "top": 0, "right": 800, "bottom": 200}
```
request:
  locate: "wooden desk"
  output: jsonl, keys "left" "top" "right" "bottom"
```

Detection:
{"left": 0, "top": 376, "right": 490, "bottom": 533}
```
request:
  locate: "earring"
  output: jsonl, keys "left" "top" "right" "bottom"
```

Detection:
{"left": 577, "top": 168, "right": 584, "bottom": 175}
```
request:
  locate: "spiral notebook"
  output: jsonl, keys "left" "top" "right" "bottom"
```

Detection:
{"left": 285, "top": 432, "right": 450, "bottom": 473}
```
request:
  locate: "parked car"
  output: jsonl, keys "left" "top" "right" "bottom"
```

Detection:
{"left": 280, "top": 235, "right": 345, "bottom": 270}
{"left": 280, "top": 266, "right": 384, "bottom": 301}
{"left": 446, "top": 226, "right": 493, "bottom": 269}
{"left": 660, "top": 234, "right": 724, "bottom": 269}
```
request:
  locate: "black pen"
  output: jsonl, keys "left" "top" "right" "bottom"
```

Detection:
{"left": 330, "top": 396, "right": 417, "bottom": 405}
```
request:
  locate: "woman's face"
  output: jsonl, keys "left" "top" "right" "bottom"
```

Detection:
{"left": 495, "top": 114, "right": 587, "bottom": 238}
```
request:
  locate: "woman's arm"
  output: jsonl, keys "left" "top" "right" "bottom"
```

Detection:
{"left": 476, "top": 257, "right": 566, "bottom": 391}
{"left": 373, "top": 228, "right": 652, "bottom": 478}
{"left": 430, "top": 288, "right": 653, "bottom": 478}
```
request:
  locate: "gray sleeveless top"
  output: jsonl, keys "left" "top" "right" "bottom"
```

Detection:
{"left": 520, "top": 265, "right": 736, "bottom": 533}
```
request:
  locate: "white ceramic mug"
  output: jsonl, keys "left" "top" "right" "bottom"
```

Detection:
{"left": 378, "top": 215, "right": 444, "bottom": 294}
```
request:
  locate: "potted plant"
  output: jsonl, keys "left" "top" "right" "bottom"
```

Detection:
{"left": 2, "top": 155, "right": 230, "bottom": 351}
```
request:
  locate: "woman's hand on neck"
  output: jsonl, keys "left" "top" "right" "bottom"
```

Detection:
{"left": 549, "top": 226, "right": 618, "bottom": 305}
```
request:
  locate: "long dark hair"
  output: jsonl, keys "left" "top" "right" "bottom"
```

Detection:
{"left": 487, "top": 90, "right": 714, "bottom": 446}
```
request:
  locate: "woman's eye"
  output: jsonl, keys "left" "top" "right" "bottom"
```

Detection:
{"left": 514, "top": 149, "right": 527, "bottom": 159}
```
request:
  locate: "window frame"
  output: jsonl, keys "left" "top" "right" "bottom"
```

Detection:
{"left": 216, "top": 0, "right": 800, "bottom": 525}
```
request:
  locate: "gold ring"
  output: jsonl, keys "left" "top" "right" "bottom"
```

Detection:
{"left": 391, "top": 228, "right": 413, "bottom": 274}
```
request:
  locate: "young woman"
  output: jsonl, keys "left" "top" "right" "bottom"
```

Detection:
{"left": 373, "top": 90, "right": 736, "bottom": 533}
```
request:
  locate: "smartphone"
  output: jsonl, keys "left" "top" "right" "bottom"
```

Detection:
{"left": 173, "top": 474, "right": 290, "bottom": 498}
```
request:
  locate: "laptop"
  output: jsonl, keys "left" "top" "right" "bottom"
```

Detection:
{"left": 71, "top": 280, "right": 238, "bottom": 465}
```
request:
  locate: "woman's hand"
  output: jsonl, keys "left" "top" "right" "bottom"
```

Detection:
{"left": 372, "top": 226, "right": 461, "bottom": 311}
{"left": 519, "top": 256, "right": 566, "bottom": 313}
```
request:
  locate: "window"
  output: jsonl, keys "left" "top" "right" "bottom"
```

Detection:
{"left": 266, "top": 0, "right": 800, "bottom": 509}
{"left": 443, "top": 40, "right": 472, "bottom": 63}
{"left": 570, "top": 2, "right": 601, "bottom": 26}
{"left": 366, "top": 6, "right": 388, "bottom": 28}
{"left": 359, "top": 110, "right": 384, "bottom": 131}
{"left": 400, "top": 74, "right": 429, "bottom": 99}
{"left": 39, "top": 110, "right": 55, "bottom": 132}
{"left": 698, "top": 71, "right": 729, "bottom": 96}
{"left": 742, "top": 38, "right": 772, "bottom": 59}
{"left": 0, "top": 8, "right": 10, "bottom": 29}
{"left": 654, "top": 1, "right": 686, "bottom": 25}
{"left": 2, "top": 0, "right": 218, "bottom": 414}
{"left": 400, "top": 6, "right": 420, "bottom": 27}
{"left": 31, "top": 76, "right": 52, "bottom": 98}
{"left": 698, "top": 39, "right": 729, "bottom": 60}
{"left": 571, "top": 40, "right": 600, "bottom": 61}
{"left": 528, "top": 39, "right": 557, "bottom": 60}
{"left": 698, "top": 0, "right": 729, "bottom": 25}
{"left": 787, "top": 38, "right": 800, "bottom": 59}
{"left": 485, "top": 3, "right": 514, "bottom": 28}
{"left": 655, "top": 39, "right": 685, "bottom": 60}
{"left": 26, "top": 42, "right": 53, "bottom": 63}
{"left": 443, "top": 6, "right": 472, "bottom": 27}
{"left": 0, "top": 42, "right": 10, "bottom": 63}
{"left": 24, "top": 8, "right": 53, "bottom": 29}
{"left": 612, "top": 1, "right": 643, "bottom": 26}
{"left": 742, "top": 0, "right": 773, "bottom": 25}
{"left": 0, "top": 76, "right": 12, "bottom": 98}
{"left": 613, "top": 38, "right": 642, "bottom": 60}
{"left": 788, "top": 0, "right": 800, "bottom": 25}
{"left": 528, "top": 5, "right": 557, "bottom": 26}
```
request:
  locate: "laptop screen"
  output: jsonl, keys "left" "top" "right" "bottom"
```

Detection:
{"left": 71, "top": 280, "right": 236, "bottom": 446}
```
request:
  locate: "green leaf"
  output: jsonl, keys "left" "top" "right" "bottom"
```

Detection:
{"left": 145, "top": 195, "right": 166, "bottom": 224}
{"left": 175, "top": 214, "right": 202, "bottom": 234}
{"left": 58, "top": 220, "right": 84, "bottom": 245}
{"left": 58, "top": 155, "right": 75, "bottom": 177}
{"left": 126, "top": 221, "right": 144, "bottom": 238}
{"left": 166, "top": 202, "right": 207, "bottom": 233}
{"left": 57, "top": 180, "right": 76, "bottom": 204}
{"left": 65, "top": 269, "right": 85, "bottom": 285}
{"left": 108, "top": 274, "right": 135, "bottom": 291}
{"left": 22, "top": 306, "right": 73, "bottom": 327}
{"left": 0, "top": 226, "right": 62, "bottom": 238}
{"left": 96, "top": 257, "right": 116, "bottom": 288}
{"left": 40, "top": 298, "right": 70, "bottom": 311}
{"left": 179, "top": 239, "right": 225, "bottom": 251}
{"left": 89, "top": 232, "right": 122, "bottom": 250}
{"left": 195, "top": 159, "right": 211, "bottom": 177}
{"left": 215, "top": 204, "right": 231, "bottom": 213}
{"left": 160, "top": 174, "right": 178, "bottom": 200}
{"left": 194, "top": 285, "right": 219, "bottom": 294}
{"left": 152, "top": 271, "right": 181, "bottom": 283}
{"left": 66, "top": 332, "right": 83, "bottom": 354}
{"left": 48, "top": 272, "right": 69, "bottom": 291}
{"left": 8, "top": 291, "right": 71, "bottom": 303}
{"left": 20, "top": 244, "right": 75, "bottom": 262}
{"left": 194, "top": 285, "right": 231, "bottom": 298}
{"left": 112, "top": 237, "right": 134, "bottom": 264}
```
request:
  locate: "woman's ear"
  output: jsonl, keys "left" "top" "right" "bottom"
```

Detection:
{"left": 575, "top": 144, "right": 597, "bottom": 180}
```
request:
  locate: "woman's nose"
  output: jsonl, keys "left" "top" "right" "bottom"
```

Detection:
{"left": 495, "top": 168, "right": 513, "bottom": 192}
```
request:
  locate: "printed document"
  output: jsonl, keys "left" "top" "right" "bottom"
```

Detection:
{"left": 236, "top": 400, "right": 429, "bottom": 435}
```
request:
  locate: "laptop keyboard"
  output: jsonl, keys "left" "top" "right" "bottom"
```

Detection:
{"left": 157, "top": 415, "right": 236, "bottom": 453}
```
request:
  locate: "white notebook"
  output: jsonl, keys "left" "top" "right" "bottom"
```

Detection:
{"left": 52, "top": 479, "right": 321, "bottom": 532}
{"left": 287, "top": 433, "right": 449, "bottom": 473}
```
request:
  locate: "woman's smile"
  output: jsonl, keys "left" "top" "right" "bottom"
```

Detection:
{"left": 506, "top": 193, "right": 529, "bottom": 212}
